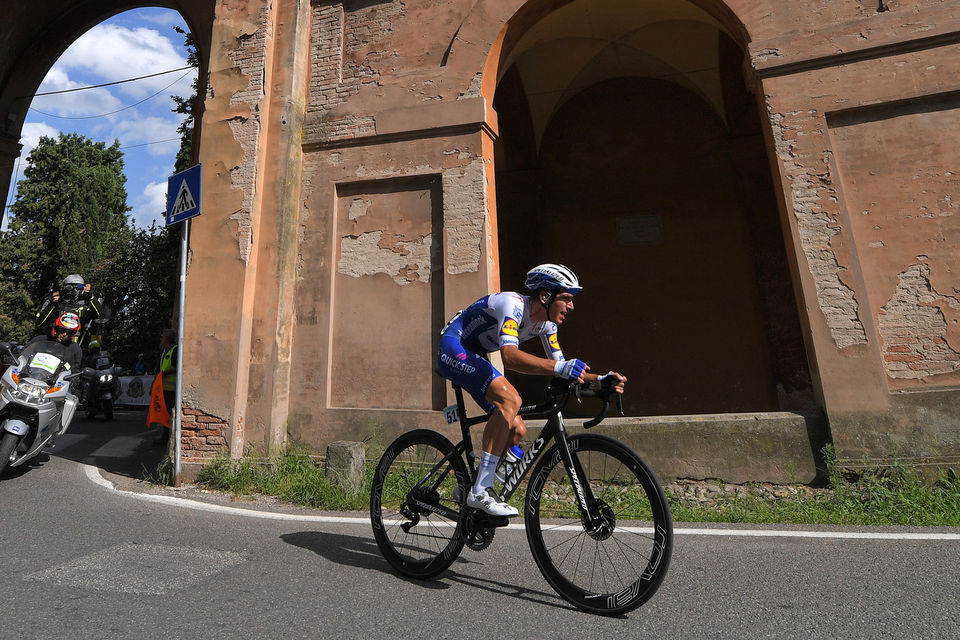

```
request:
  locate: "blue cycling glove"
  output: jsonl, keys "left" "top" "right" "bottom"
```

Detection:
{"left": 555, "top": 358, "right": 587, "bottom": 380}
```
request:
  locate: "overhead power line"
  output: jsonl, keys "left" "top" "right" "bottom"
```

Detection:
{"left": 28, "top": 70, "right": 193, "bottom": 120}
{"left": 18, "top": 65, "right": 195, "bottom": 99}
{"left": 120, "top": 136, "right": 181, "bottom": 150}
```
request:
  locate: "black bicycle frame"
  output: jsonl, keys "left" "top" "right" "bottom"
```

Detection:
{"left": 443, "top": 383, "right": 601, "bottom": 522}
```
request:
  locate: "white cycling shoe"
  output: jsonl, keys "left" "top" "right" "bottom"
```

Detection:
{"left": 467, "top": 487, "right": 519, "bottom": 517}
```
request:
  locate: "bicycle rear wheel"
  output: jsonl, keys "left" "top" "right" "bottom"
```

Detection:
{"left": 525, "top": 434, "right": 673, "bottom": 616}
{"left": 370, "top": 429, "right": 468, "bottom": 578}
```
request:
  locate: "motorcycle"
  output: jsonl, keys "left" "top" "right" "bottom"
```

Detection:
{"left": 82, "top": 349, "right": 120, "bottom": 421}
{"left": 0, "top": 342, "right": 87, "bottom": 477}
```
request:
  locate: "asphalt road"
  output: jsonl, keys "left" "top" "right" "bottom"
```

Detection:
{"left": 0, "top": 409, "right": 958, "bottom": 639}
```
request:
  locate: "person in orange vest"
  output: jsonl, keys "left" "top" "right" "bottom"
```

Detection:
{"left": 153, "top": 328, "right": 178, "bottom": 445}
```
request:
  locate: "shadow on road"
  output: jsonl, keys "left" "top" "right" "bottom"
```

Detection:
{"left": 281, "top": 530, "right": 570, "bottom": 611}
{"left": 52, "top": 408, "right": 166, "bottom": 481}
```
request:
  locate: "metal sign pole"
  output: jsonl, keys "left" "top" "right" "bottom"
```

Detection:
{"left": 165, "top": 162, "right": 200, "bottom": 486}
{"left": 173, "top": 217, "right": 188, "bottom": 485}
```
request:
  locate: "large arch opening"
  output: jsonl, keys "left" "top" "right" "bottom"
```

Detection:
{"left": 0, "top": 3, "right": 211, "bottom": 380}
{"left": 492, "top": 0, "right": 815, "bottom": 416}
{"left": 0, "top": 2, "right": 213, "bottom": 219}
{"left": 0, "top": 3, "right": 214, "bottom": 475}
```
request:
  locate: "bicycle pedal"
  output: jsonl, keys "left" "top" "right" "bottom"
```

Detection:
{"left": 473, "top": 513, "right": 510, "bottom": 528}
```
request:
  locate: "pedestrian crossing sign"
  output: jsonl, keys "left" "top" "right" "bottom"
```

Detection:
{"left": 166, "top": 163, "right": 202, "bottom": 226}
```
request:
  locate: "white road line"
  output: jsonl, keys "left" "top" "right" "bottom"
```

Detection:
{"left": 83, "top": 464, "right": 960, "bottom": 540}
{"left": 673, "top": 527, "right": 960, "bottom": 540}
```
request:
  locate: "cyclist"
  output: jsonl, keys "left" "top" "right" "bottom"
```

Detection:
{"left": 437, "top": 263, "right": 627, "bottom": 516}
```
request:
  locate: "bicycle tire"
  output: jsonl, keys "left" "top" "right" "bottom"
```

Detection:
{"left": 370, "top": 429, "right": 469, "bottom": 579}
{"left": 524, "top": 434, "right": 673, "bottom": 616}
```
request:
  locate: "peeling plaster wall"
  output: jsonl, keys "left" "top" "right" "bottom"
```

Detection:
{"left": 288, "top": 126, "right": 493, "bottom": 446}
{"left": 880, "top": 264, "right": 960, "bottom": 379}
{"left": 441, "top": 157, "right": 486, "bottom": 275}
{"left": 226, "top": 2, "right": 273, "bottom": 264}
{"left": 181, "top": 0, "right": 960, "bottom": 470}
{"left": 337, "top": 230, "right": 433, "bottom": 284}
{"left": 826, "top": 89, "right": 960, "bottom": 389}
{"left": 182, "top": 0, "right": 274, "bottom": 433}
{"left": 753, "top": 9, "right": 960, "bottom": 461}
{"left": 767, "top": 107, "right": 868, "bottom": 350}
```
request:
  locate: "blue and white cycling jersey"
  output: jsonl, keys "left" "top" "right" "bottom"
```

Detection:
{"left": 446, "top": 292, "right": 565, "bottom": 360}
{"left": 437, "top": 292, "right": 565, "bottom": 410}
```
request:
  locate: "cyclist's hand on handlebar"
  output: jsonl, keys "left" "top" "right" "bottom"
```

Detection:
{"left": 555, "top": 358, "right": 589, "bottom": 382}
{"left": 594, "top": 371, "right": 627, "bottom": 393}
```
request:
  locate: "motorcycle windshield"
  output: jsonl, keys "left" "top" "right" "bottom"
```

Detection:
{"left": 23, "top": 352, "right": 65, "bottom": 384}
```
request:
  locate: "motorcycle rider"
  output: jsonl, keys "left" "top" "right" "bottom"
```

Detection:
{"left": 22, "top": 312, "right": 83, "bottom": 372}
{"left": 35, "top": 274, "right": 103, "bottom": 338}
{"left": 19, "top": 313, "right": 83, "bottom": 440}
{"left": 81, "top": 338, "right": 114, "bottom": 407}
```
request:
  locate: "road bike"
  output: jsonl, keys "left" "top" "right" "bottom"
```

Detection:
{"left": 369, "top": 377, "right": 673, "bottom": 616}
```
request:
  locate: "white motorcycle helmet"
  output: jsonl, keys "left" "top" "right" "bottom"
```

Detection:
{"left": 60, "top": 274, "right": 85, "bottom": 303}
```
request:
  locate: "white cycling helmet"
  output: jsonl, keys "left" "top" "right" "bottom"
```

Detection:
{"left": 524, "top": 263, "right": 582, "bottom": 295}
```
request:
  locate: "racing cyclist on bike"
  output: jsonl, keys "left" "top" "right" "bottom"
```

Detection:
{"left": 437, "top": 263, "right": 627, "bottom": 517}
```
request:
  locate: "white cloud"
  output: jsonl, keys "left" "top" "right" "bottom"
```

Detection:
{"left": 113, "top": 111, "right": 183, "bottom": 156}
{"left": 19, "top": 122, "right": 61, "bottom": 157}
{"left": 55, "top": 24, "right": 193, "bottom": 98}
{"left": 130, "top": 180, "right": 168, "bottom": 228}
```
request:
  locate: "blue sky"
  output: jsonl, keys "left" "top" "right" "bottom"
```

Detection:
{"left": 3, "top": 8, "right": 197, "bottom": 230}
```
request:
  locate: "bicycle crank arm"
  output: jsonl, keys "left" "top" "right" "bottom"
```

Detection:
{"left": 406, "top": 496, "right": 461, "bottom": 522}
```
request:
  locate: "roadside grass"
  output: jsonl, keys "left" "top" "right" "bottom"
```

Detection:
{"left": 667, "top": 446, "right": 960, "bottom": 526}
{"left": 194, "top": 444, "right": 960, "bottom": 527}
{"left": 196, "top": 443, "right": 373, "bottom": 511}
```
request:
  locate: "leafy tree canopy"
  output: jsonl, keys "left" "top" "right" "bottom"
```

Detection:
{"left": 1, "top": 133, "right": 131, "bottom": 343}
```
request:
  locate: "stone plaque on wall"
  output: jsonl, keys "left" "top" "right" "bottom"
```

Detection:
{"left": 616, "top": 213, "right": 664, "bottom": 244}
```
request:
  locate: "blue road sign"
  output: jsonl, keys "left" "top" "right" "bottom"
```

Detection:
{"left": 166, "top": 163, "right": 202, "bottom": 226}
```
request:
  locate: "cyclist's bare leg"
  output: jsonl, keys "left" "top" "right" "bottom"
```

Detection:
{"left": 481, "top": 377, "right": 525, "bottom": 457}
{"left": 469, "top": 377, "right": 525, "bottom": 499}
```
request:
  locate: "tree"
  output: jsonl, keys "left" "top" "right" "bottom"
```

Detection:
{"left": 0, "top": 133, "right": 131, "bottom": 342}
{"left": 171, "top": 25, "right": 198, "bottom": 174}
{"left": 93, "top": 222, "right": 178, "bottom": 369}
{"left": 0, "top": 219, "right": 41, "bottom": 342}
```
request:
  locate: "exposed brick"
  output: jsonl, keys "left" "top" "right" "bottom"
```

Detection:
{"left": 879, "top": 264, "right": 960, "bottom": 380}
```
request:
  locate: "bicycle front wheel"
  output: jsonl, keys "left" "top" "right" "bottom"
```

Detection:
{"left": 370, "top": 429, "right": 469, "bottom": 578}
{"left": 525, "top": 434, "right": 673, "bottom": 616}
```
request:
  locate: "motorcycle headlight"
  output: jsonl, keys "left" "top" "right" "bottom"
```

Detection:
{"left": 99, "top": 373, "right": 113, "bottom": 383}
{"left": 11, "top": 381, "right": 48, "bottom": 404}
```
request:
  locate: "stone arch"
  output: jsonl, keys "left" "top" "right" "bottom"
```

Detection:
{"left": 487, "top": 0, "right": 815, "bottom": 416}
{"left": 0, "top": 1, "right": 215, "bottom": 195}
{"left": 441, "top": 0, "right": 751, "bottom": 109}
